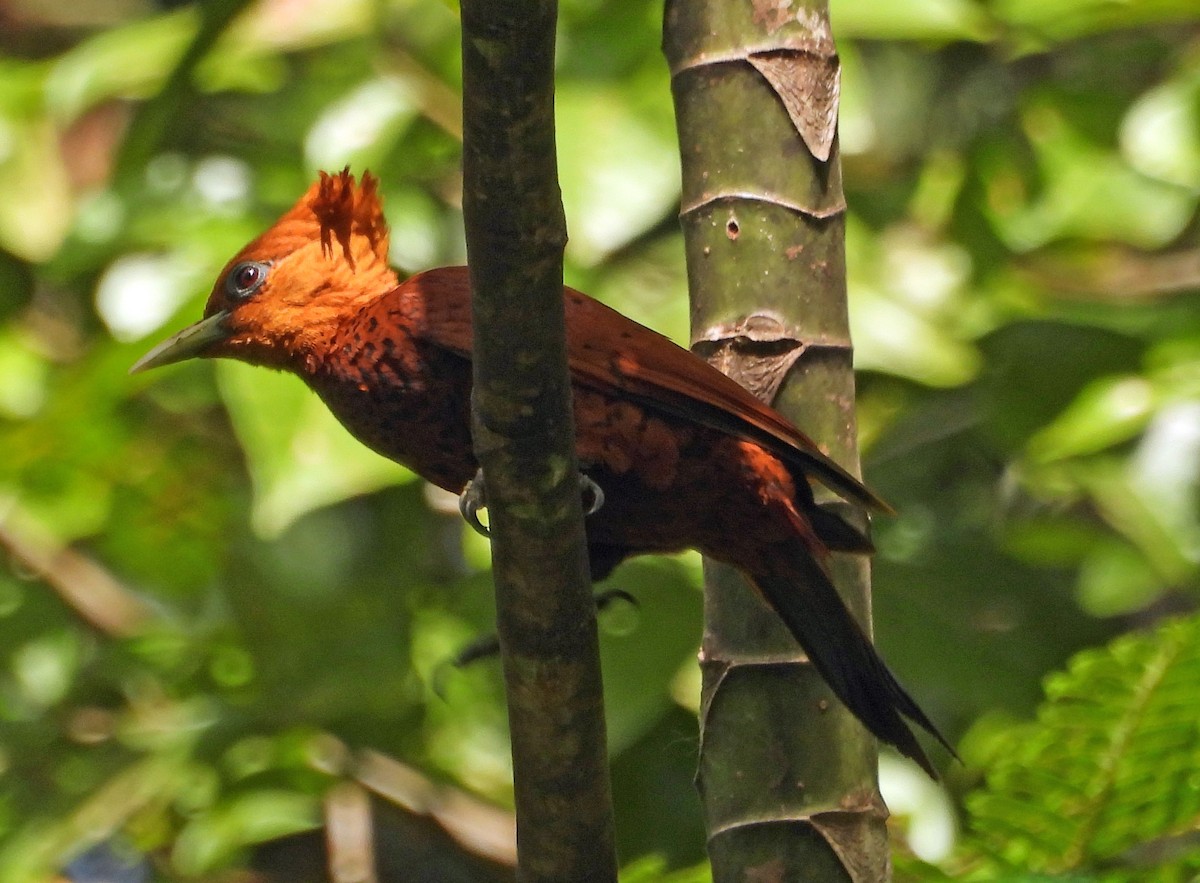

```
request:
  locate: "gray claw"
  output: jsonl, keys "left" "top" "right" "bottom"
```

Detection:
{"left": 580, "top": 474, "right": 604, "bottom": 516}
{"left": 458, "top": 469, "right": 603, "bottom": 535}
{"left": 458, "top": 468, "right": 490, "bottom": 537}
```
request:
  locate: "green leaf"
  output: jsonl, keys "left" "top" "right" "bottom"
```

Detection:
{"left": 0, "top": 330, "right": 46, "bottom": 419}
{"left": 830, "top": 0, "right": 996, "bottom": 41}
{"left": 0, "top": 755, "right": 190, "bottom": 883}
{"left": 304, "top": 76, "right": 420, "bottom": 173}
{"left": 1121, "top": 62, "right": 1200, "bottom": 191}
{"left": 993, "top": 0, "right": 1200, "bottom": 42}
{"left": 984, "top": 102, "right": 1197, "bottom": 251}
{"left": 557, "top": 83, "right": 680, "bottom": 266}
{"left": 0, "top": 116, "right": 71, "bottom": 261}
{"left": 1027, "top": 375, "right": 1156, "bottom": 463}
{"left": 597, "top": 556, "right": 704, "bottom": 753}
{"left": 893, "top": 851, "right": 958, "bottom": 882}
{"left": 44, "top": 10, "right": 198, "bottom": 121}
{"left": 1080, "top": 459, "right": 1194, "bottom": 588}
{"left": 963, "top": 616, "right": 1200, "bottom": 878}
{"left": 1120, "top": 402, "right": 1200, "bottom": 584}
{"left": 620, "top": 854, "right": 712, "bottom": 883}
{"left": 1075, "top": 537, "right": 1163, "bottom": 618}
{"left": 847, "top": 220, "right": 983, "bottom": 388}
{"left": 851, "top": 283, "right": 982, "bottom": 388}
{"left": 171, "top": 789, "right": 319, "bottom": 875}
{"left": 1003, "top": 515, "right": 1106, "bottom": 568}
{"left": 10, "top": 630, "right": 80, "bottom": 709}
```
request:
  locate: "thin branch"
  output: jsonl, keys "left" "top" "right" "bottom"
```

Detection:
{"left": 459, "top": 3, "right": 618, "bottom": 881}
{"left": 0, "top": 506, "right": 155, "bottom": 637}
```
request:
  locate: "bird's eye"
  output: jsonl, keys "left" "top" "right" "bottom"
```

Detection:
{"left": 226, "top": 261, "right": 270, "bottom": 299}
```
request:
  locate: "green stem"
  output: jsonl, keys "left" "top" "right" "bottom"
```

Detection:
{"left": 664, "top": 0, "right": 890, "bottom": 879}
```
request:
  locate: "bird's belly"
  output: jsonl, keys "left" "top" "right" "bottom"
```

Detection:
{"left": 307, "top": 368, "right": 794, "bottom": 572}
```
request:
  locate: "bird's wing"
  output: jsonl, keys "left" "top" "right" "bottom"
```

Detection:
{"left": 402, "top": 266, "right": 890, "bottom": 513}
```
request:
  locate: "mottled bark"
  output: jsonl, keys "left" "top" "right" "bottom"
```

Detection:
{"left": 459, "top": 3, "right": 618, "bottom": 881}
{"left": 664, "top": 0, "right": 890, "bottom": 880}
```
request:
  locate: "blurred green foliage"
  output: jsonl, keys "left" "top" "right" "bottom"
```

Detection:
{"left": 0, "top": 0, "right": 1197, "bottom": 879}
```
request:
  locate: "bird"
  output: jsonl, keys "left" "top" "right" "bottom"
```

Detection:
{"left": 133, "top": 168, "right": 951, "bottom": 776}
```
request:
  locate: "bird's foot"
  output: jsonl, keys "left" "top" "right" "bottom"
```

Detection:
{"left": 579, "top": 472, "right": 605, "bottom": 516}
{"left": 458, "top": 468, "right": 491, "bottom": 537}
{"left": 457, "top": 468, "right": 605, "bottom": 537}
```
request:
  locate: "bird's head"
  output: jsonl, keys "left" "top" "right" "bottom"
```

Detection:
{"left": 132, "top": 168, "right": 398, "bottom": 374}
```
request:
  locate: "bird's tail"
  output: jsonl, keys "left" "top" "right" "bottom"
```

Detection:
{"left": 752, "top": 547, "right": 953, "bottom": 778}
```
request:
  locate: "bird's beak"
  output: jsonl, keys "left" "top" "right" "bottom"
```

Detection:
{"left": 130, "top": 310, "right": 231, "bottom": 374}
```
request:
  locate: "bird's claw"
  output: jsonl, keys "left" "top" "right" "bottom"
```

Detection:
{"left": 457, "top": 469, "right": 605, "bottom": 537}
{"left": 451, "top": 633, "right": 502, "bottom": 671}
{"left": 579, "top": 473, "right": 605, "bottom": 516}
{"left": 438, "top": 588, "right": 639, "bottom": 681}
{"left": 430, "top": 632, "right": 501, "bottom": 698}
{"left": 458, "top": 468, "right": 490, "bottom": 537}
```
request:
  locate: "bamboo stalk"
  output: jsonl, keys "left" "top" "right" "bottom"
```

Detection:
{"left": 664, "top": 0, "right": 890, "bottom": 879}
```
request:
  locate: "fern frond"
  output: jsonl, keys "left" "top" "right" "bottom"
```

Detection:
{"left": 963, "top": 616, "right": 1200, "bottom": 879}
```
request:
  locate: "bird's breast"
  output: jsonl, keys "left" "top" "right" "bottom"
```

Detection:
{"left": 309, "top": 339, "right": 478, "bottom": 492}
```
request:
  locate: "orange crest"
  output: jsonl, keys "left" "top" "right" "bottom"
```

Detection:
{"left": 306, "top": 167, "right": 388, "bottom": 270}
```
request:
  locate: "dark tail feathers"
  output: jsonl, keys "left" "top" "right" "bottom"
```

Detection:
{"left": 753, "top": 554, "right": 954, "bottom": 778}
